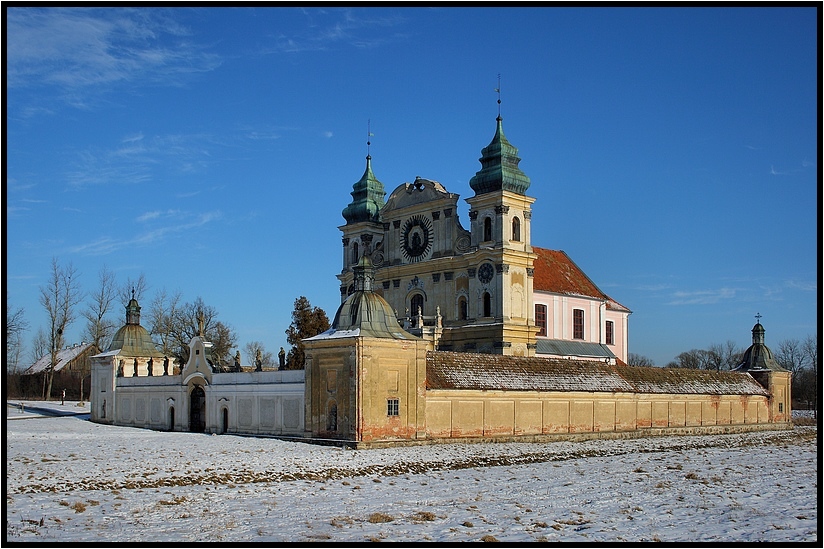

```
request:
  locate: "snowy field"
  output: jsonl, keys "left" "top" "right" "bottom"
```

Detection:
{"left": 5, "top": 400, "right": 818, "bottom": 543}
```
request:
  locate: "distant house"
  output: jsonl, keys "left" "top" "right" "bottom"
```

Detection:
{"left": 21, "top": 342, "right": 99, "bottom": 400}
{"left": 25, "top": 343, "right": 99, "bottom": 377}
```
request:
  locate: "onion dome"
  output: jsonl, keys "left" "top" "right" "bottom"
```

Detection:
{"left": 107, "top": 297, "right": 164, "bottom": 357}
{"left": 342, "top": 155, "right": 386, "bottom": 224}
{"left": 309, "top": 256, "right": 415, "bottom": 340}
{"left": 734, "top": 322, "right": 786, "bottom": 372}
{"left": 468, "top": 115, "right": 531, "bottom": 196}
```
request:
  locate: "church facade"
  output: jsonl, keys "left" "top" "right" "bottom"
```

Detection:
{"left": 90, "top": 110, "right": 791, "bottom": 447}
{"left": 338, "top": 114, "right": 629, "bottom": 364}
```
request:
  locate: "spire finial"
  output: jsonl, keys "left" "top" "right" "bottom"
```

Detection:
{"left": 755, "top": 312, "right": 762, "bottom": 324}
{"left": 131, "top": 286, "right": 135, "bottom": 300}
{"left": 367, "top": 119, "right": 374, "bottom": 158}
{"left": 495, "top": 73, "right": 501, "bottom": 118}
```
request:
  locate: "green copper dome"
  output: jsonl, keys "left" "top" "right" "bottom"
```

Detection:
{"left": 469, "top": 116, "right": 531, "bottom": 196}
{"left": 309, "top": 256, "right": 416, "bottom": 341}
{"left": 107, "top": 297, "right": 163, "bottom": 357}
{"left": 342, "top": 155, "right": 386, "bottom": 224}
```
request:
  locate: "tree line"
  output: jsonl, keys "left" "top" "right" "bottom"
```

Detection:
{"left": 628, "top": 334, "right": 818, "bottom": 412}
{"left": 6, "top": 258, "right": 330, "bottom": 400}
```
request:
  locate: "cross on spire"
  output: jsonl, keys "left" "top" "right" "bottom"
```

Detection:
{"left": 367, "top": 119, "right": 374, "bottom": 158}
{"left": 494, "top": 73, "right": 502, "bottom": 117}
{"left": 755, "top": 312, "right": 762, "bottom": 323}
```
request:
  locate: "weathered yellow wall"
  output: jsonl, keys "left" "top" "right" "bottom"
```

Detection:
{"left": 424, "top": 389, "right": 780, "bottom": 440}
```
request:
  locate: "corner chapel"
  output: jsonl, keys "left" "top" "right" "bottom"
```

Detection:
{"left": 337, "top": 111, "right": 631, "bottom": 363}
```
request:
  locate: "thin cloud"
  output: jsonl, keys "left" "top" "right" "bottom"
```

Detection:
{"left": 69, "top": 211, "right": 221, "bottom": 256}
{"left": 6, "top": 8, "right": 221, "bottom": 95}
{"left": 667, "top": 288, "right": 736, "bottom": 305}
{"left": 263, "top": 8, "right": 406, "bottom": 54}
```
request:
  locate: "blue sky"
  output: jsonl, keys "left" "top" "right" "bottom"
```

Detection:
{"left": 5, "top": 6, "right": 819, "bottom": 366}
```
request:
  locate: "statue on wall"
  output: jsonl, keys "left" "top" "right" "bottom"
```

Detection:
{"left": 234, "top": 350, "right": 242, "bottom": 372}
{"left": 133, "top": 358, "right": 138, "bottom": 377}
{"left": 255, "top": 349, "right": 263, "bottom": 372}
{"left": 147, "top": 357, "right": 153, "bottom": 376}
{"left": 117, "top": 359, "right": 124, "bottom": 377}
{"left": 163, "top": 356, "right": 169, "bottom": 376}
{"left": 278, "top": 347, "right": 286, "bottom": 370}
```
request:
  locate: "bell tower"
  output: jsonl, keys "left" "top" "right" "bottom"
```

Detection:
{"left": 464, "top": 93, "right": 538, "bottom": 356}
{"left": 338, "top": 126, "right": 386, "bottom": 302}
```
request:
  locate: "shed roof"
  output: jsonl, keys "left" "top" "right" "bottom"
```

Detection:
{"left": 24, "top": 343, "right": 97, "bottom": 375}
{"left": 536, "top": 339, "right": 616, "bottom": 359}
{"left": 426, "top": 351, "right": 769, "bottom": 396}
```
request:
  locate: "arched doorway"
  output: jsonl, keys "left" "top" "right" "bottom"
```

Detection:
{"left": 189, "top": 386, "right": 206, "bottom": 432}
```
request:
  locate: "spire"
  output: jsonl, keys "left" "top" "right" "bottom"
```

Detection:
{"left": 468, "top": 84, "right": 531, "bottom": 196}
{"left": 342, "top": 122, "right": 386, "bottom": 224}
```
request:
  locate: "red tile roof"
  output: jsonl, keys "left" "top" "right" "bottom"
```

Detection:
{"left": 532, "top": 247, "right": 630, "bottom": 312}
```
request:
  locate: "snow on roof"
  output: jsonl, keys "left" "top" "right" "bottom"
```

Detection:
{"left": 426, "top": 351, "right": 769, "bottom": 396}
{"left": 24, "top": 343, "right": 97, "bottom": 375}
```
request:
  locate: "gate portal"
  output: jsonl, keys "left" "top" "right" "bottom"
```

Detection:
{"left": 189, "top": 386, "right": 206, "bottom": 432}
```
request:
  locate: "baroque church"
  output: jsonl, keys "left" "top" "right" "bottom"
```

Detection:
{"left": 338, "top": 112, "right": 629, "bottom": 363}
{"left": 90, "top": 108, "right": 791, "bottom": 447}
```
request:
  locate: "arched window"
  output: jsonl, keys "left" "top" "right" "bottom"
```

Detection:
{"left": 483, "top": 217, "right": 493, "bottom": 242}
{"left": 483, "top": 292, "right": 492, "bottom": 317}
{"left": 352, "top": 242, "right": 359, "bottom": 263}
{"left": 512, "top": 217, "right": 521, "bottom": 242}
{"left": 411, "top": 294, "right": 424, "bottom": 317}
{"left": 458, "top": 297, "right": 468, "bottom": 320}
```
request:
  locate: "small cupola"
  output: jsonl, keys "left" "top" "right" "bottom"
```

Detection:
{"left": 734, "top": 317, "right": 786, "bottom": 372}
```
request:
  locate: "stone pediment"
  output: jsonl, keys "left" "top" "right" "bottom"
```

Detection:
{"left": 383, "top": 177, "right": 457, "bottom": 213}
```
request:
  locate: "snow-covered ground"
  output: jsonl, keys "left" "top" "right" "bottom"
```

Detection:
{"left": 5, "top": 400, "right": 818, "bottom": 543}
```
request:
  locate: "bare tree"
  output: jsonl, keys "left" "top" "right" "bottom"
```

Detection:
{"left": 118, "top": 273, "right": 148, "bottom": 307}
{"left": 801, "top": 334, "right": 818, "bottom": 417}
{"left": 243, "top": 341, "right": 275, "bottom": 368}
{"left": 774, "top": 338, "right": 805, "bottom": 375}
{"left": 168, "top": 297, "right": 237, "bottom": 367}
{"left": 627, "top": 352, "right": 656, "bottom": 367}
{"left": 29, "top": 326, "right": 49, "bottom": 366}
{"left": 668, "top": 349, "right": 713, "bottom": 370}
{"left": 147, "top": 288, "right": 182, "bottom": 357}
{"left": 38, "top": 258, "right": 83, "bottom": 399}
{"left": 5, "top": 304, "right": 29, "bottom": 374}
{"left": 82, "top": 265, "right": 118, "bottom": 352}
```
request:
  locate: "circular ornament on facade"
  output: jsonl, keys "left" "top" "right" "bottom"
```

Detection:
{"left": 401, "top": 215, "right": 433, "bottom": 262}
{"left": 455, "top": 235, "right": 470, "bottom": 253}
{"left": 478, "top": 262, "right": 494, "bottom": 284}
{"left": 371, "top": 251, "right": 384, "bottom": 267}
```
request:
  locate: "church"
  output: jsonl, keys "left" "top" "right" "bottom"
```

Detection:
{"left": 90, "top": 108, "right": 791, "bottom": 447}
{"left": 337, "top": 112, "right": 629, "bottom": 364}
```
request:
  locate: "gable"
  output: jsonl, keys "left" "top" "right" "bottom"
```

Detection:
{"left": 532, "top": 247, "right": 630, "bottom": 312}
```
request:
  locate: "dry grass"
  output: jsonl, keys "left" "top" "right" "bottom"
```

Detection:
{"left": 367, "top": 512, "right": 394, "bottom": 524}
{"left": 410, "top": 511, "right": 436, "bottom": 522}
{"left": 481, "top": 534, "right": 499, "bottom": 542}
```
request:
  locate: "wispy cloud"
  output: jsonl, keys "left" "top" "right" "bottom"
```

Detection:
{"left": 136, "top": 209, "right": 181, "bottom": 222}
{"left": 6, "top": 8, "right": 221, "bottom": 96}
{"left": 667, "top": 288, "right": 736, "bottom": 305}
{"left": 66, "top": 133, "right": 219, "bottom": 189}
{"left": 69, "top": 211, "right": 222, "bottom": 256}
{"left": 264, "top": 8, "right": 406, "bottom": 54}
